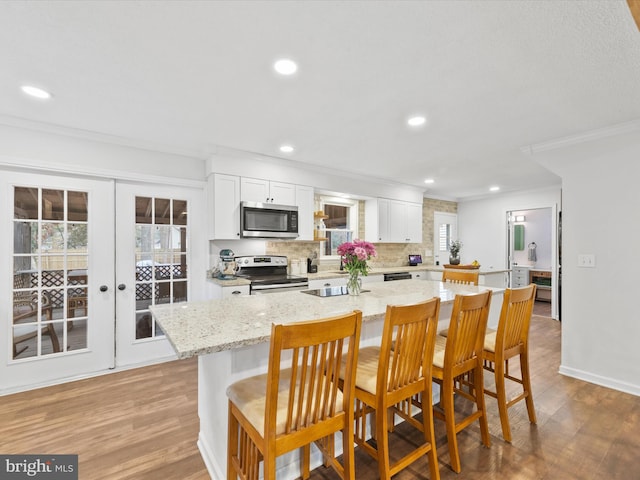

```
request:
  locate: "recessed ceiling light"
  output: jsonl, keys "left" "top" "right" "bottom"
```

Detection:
{"left": 279, "top": 144, "right": 294, "bottom": 153}
{"left": 424, "top": 178, "right": 435, "bottom": 184}
{"left": 407, "top": 115, "right": 426, "bottom": 127}
{"left": 274, "top": 59, "right": 298, "bottom": 75}
{"left": 490, "top": 186, "right": 500, "bottom": 192}
{"left": 21, "top": 85, "right": 52, "bottom": 99}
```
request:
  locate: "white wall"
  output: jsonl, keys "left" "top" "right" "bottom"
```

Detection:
{"left": 456, "top": 187, "right": 561, "bottom": 271}
{"left": 0, "top": 124, "right": 206, "bottom": 184}
{"left": 532, "top": 128, "right": 640, "bottom": 396}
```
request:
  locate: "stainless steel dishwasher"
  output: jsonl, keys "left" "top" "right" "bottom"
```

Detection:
{"left": 383, "top": 272, "right": 412, "bottom": 281}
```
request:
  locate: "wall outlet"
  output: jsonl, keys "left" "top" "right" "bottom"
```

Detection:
{"left": 578, "top": 254, "right": 596, "bottom": 268}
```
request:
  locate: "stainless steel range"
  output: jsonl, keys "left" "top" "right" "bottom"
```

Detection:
{"left": 234, "top": 255, "right": 309, "bottom": 294}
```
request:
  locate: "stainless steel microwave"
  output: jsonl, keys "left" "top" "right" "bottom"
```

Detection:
{"left": 240, "top": 201, "right": 299, "bottom": 239}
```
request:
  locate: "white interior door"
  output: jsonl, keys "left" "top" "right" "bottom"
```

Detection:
{"left": 1, "top": 171, "right": 115, "bottom": 393}
{"left": 433, "top": 212, "right": 458, "bottom": 266}
{"left": 114, "top": 182, "right": 205, "bottom": 367}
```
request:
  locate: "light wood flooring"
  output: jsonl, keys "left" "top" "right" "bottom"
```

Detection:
{"left": 2, "top": 314, "right": 639, "bottom": 479}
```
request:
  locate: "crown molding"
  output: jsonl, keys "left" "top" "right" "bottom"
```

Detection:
{"left": 521, "top": 119, "right": 640, "bottom": 156}
{"left": 0, "top": 114, "right": 207, "bottom": 160}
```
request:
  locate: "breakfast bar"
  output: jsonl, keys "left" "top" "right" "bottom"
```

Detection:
{"left": 150, "top": 279, "right": 504, "bottom": 479}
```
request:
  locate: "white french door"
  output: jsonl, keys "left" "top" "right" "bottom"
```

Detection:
{"left": 1, "top": 171, "right": 115, "bottom": 393}
{"left": 114, "top": 182, "right": 205, "bottom": 367}
{"left": 433, "top": 212, "right": 458, "bottom": 266}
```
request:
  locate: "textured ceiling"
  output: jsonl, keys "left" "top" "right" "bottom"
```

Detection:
{"left": 1, "top": 1, "right": 639, "bottom": 200}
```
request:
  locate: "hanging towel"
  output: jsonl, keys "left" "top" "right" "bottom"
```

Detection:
{"left": 528, "top": 242, "right": 537, "bottom": 262}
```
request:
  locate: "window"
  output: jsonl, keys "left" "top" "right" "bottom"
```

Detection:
{"left": 439, "top": 223, "right": 451, "bottom": 253}
{"left": 319, "top": 196, "right": 358, "bottom": 257}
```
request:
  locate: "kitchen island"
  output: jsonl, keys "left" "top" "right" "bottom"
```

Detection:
{"left": 150, "top": 279, "right": 504, "bottom": 479}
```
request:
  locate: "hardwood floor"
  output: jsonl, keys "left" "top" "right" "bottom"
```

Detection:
{"left": 0, "top": 358, "right": 208, "bottom": 480}
{"left": 2, "top": 315, "right": 639, "bottom": 479}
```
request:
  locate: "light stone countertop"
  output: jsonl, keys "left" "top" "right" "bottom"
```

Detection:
{"left": 308, "top": 265, "right": 510, "bottom": 280}
{"left": 208, "top": 265, "right": 511, "bottom": 286}
{"left": 150, "top": 279, "right": 504, "bottom": 359}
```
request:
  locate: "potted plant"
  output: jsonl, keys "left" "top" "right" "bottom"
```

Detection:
{"left": 449, "top": 240, "right": 462, "bottom": 265}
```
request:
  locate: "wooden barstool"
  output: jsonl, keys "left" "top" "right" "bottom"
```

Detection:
{"left": 441, "top": 269, "right": 479, "bottom": 285}
{"left": 226, "top": 310, "right": 362, "bottom": 480}
{"left": 431, "top": 290, "right": 492, "bottom": 473}
{"left": 340, "top": 298, "right": 441, "bottom": 480}
{"left": 483, "top": 284, "right": 537, "bottom": 442}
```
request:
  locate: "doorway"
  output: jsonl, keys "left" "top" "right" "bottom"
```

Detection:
{"left": 506, "top": 206, "right": 559, "bottom": 319}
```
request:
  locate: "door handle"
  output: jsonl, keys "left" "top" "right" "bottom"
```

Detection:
{"left": 99, "top": 285, "right": 108, "bottom": 292}
{"left": 118, "top": 284, "right": 126, "bottom": 291}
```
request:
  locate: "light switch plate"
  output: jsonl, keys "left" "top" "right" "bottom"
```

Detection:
{"left": 578, "top": 254, "right": 596, "bottom": 268}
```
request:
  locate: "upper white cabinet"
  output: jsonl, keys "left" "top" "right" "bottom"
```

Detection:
{"left": 295, "top": 184, "right": 314, "bottom": 241}
{"left": 365, "top": 198, "right": 423, "bottom": 243}
{"left": 209, "top": 174, "right": 313, "bottom": 240}
{"left": 405, "top": 201, "right": 423, "bottom": 243}
{"left": 240, "top": 177, "right": 296, "bottom": 205}
{"left": 364, "top": 198, "right": 390, "bottom": 242}
{"left": 209, "top": 173, "right": 241, "bottom": 240}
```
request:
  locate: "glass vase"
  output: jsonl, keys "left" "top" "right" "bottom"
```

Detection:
{"left": 347, "top": 270, "right": 362, "bottom": 296}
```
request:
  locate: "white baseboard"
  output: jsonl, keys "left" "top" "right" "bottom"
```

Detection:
{"left": 197, "top": 432, "right": 220, "bottom": 480}
{"left": 0, "top": 354, "right": 178, "bottom": 396}
{"left": 559, "top": 365, "right": 640, "bottom": 397}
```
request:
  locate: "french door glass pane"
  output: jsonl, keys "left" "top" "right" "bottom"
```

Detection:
{"left": 14, "top": 187, "right": 38, "bottom": 219}
{"left": 134, "top": 196, "right": 188, "bottom": 340}
{"left": 12, "top": 187, "right": 88, "bottom": 360}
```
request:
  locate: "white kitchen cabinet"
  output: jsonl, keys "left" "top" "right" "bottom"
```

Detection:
{"left": 405, "top": 202, "right": 423, "bottom": 243}
{"left": 365, "top": 198, "right": 423, "bottom": 243}
{"left": 208, "top": 173, "right": 241, "bottom": 240}
{"left": 308, "top": 277, "right": 348, "bottom": 289}
{"left": 511, "top": 265, "right": 530, "bottom": 288}
{"left": 364, "top": 198, "right": 390, "bottom": 242}
{"left": 411, "top": 271, "right": 428, "bottom": 280}
{"left": 295, "top": 184, "right": 314, "bottom": 241}
{"left": 240, "top": 177, "right": 296, "bottom": 205}
{"left": 207, "top": 282, "right": 250, "bottom": 299}
{"left": 480, "top": 272, "right": 508, "bottom": 288}
{"left": 361, "top": 274, "right": 384, "bottom": 284}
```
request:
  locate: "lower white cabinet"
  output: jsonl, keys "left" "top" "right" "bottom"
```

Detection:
{"left": 512, "top": 266, "right": 530, "bottom": 288}
{"left": 411, "top": 271, "right": 428, "bottom": 280}
{"left": 308, "top": 277, "right": 347, "bottom": 289}
{"left": 361, "top": 274, "right": 384, "bottom": 284}
{"left": 208, "top": 282, "right": 250, "bottom": 299}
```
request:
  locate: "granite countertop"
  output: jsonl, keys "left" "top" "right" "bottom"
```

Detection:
{"left": 150, "top": 280, "right": 504, "bottom": 359}
{"left": 308, "top": 265, "right": 510, "bottom": 280}
{"left": 208, "top": 265, "right": 511, "bottom": 286}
